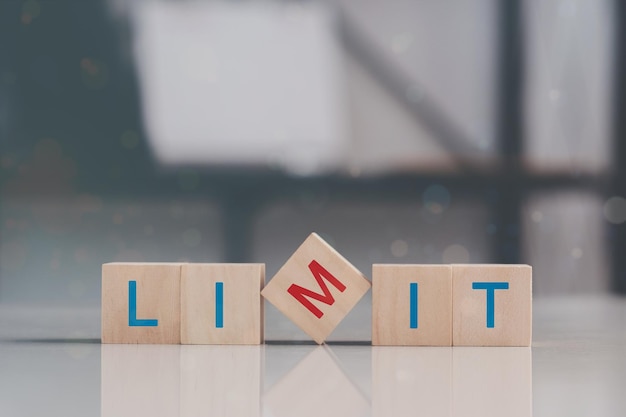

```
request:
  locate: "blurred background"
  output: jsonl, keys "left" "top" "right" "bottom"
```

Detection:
{"left": 0, "top": 0, "right": 624, "bottom": 325}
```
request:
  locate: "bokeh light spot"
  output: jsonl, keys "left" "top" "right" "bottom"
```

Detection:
{"left": 423, "top": 184, "right": 451, "bottom": 214}
{"left": 391, "top": 33, "right": 413, "bottom": 54}
{"left": 442, "top": 244, "right": 470, "bottom": 263}
{"left": 390, "top": 239, "right": 409, "bottom": 258}
{"left": 603, "top": 196, "right": 626, "bottom": 224}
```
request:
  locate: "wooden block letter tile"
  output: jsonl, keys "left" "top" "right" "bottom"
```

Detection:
{"left": 261, "top": 233, "right": 371, "bottom": 344}
{"left": 181, "top": 263, "right": 264, "bottom": 344}
{"left": 372, "top": 264, "right": 452, "bottom": 346}
{"left": 102, "top": 263, "right": 182, "bottom": 344}
{"left": 452, "top": 264, "right": 532, "bottom": 346}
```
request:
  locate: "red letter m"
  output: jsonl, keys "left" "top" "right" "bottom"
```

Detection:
{"left": 287, "top": 260, "right": 346, "bottom": 318}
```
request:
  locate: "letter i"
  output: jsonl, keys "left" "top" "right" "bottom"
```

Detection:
{"left": 410, "top": 282, "right": 418, "bottom": 329}
{"left": 215, "top": 282, "right": 224, "bottom": 328}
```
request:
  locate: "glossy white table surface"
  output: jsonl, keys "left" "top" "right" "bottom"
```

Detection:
{"left": 0, "top": 296, "right": 625, "bottom": 417}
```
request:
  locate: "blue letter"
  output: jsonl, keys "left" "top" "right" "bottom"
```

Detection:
{"left": 215, "top": 282, "right": 224, "bottom": 328}
{"left": 410, "top": 282, "right": 418, "bottom": 328}
{"left": 472, "top": 282, "right": 509, "bottom": 328}
{"left": 128, "top": 281, "right": 158, "bottom": 326}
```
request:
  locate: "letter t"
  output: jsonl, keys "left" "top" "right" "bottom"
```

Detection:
{"left": 471, "top": 282, "right": 509, "bottom": 328}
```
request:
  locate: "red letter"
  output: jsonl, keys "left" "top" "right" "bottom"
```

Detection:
{"left": 287, "top": 260, "right": 347, "bottom": 318}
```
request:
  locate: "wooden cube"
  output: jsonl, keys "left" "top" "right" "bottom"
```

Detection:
{"left": 372, "top": 264, "right": 452, "bottom": 346}
{"left": 181, "top": 263, "right": 264, "bottom": 345}
{"left": 452, "top": 264, "right": 532, "bottom": 346}
{"left": 101, "top": 263, "right": 182, "bottom": 344}
{"left": 261, "top": 233, "right": 371, "bottom": 344}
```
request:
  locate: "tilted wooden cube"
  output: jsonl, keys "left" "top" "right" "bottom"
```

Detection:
{"left": 181, "top": 263, "right": 264, "bottom": 345}
{"left": 372, "top": 264, "right": 452, "bottom": 346}
{"left": 261, "top": 233, "right": 371, "bottom": 344}
{"left": 101, "top": 263, "right": 182, "bottom": 344}
{"left": 452, "top": 264, "right": 532, "bottom": 346}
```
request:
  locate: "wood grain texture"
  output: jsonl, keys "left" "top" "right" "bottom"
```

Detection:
{"left": 181, "top": 263, "right": 264, "bottom": 345}
{"left": 372, "top": 264, "right": 452, "bottom": 346}
{"left": 101, "top": 263, "right": 182, "bottom": 344}
{"left": 452, "top": 264, "right": 532, "bottom": 346}
{"left": 261, "top": 233, "right": 371, "bottom": 344}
